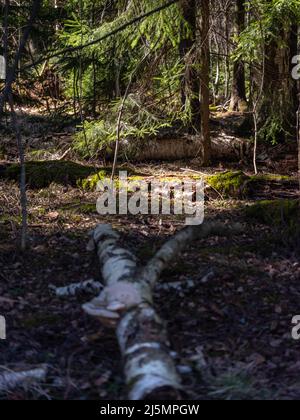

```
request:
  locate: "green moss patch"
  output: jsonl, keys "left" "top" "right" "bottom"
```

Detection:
{"left": 206, "top": 172, "right": 296, "bottom": 199}
{"left": 245, "top": 199, "right": 299, "bottom": 226}
{"left": 80, "top": 173, "right": 147, "bottom": 192}
{"left": 78, "top": 170, "right": 108, "bottom": 191}
{"left": 207, "top": 171, "right": 250, "bottom": 198}
{"left": 251, "top": 174, "right": 292, "bottom": 182}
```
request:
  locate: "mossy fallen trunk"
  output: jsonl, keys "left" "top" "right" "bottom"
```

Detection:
{"left": 0, "top": 161, "right": 141, "bottom": 189}
{"left": 206, "top": 171, "right": 298, "bottom": 199}
{"left": 1, "top": 161, "right": 96, "bottom": 189}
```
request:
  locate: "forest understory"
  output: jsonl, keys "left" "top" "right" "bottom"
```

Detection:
{"left": 1, "top": 0, "right": 300, "bottom": 402}
{"left": 0, "top": 110, "right": 299, "bottom": 400}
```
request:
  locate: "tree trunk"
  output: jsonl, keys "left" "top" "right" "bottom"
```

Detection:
{"left": 2, "top": 0, "right": 9, "bottom": 76}
{"left": 0, "top": 0, "right": 9, "bottom": 122}
{"left": 199, "top": 0, "right": 211, "bottom": 165}
{"left": 258, "top": 22, "right": 298, "bottom": 142}
{"left": 289, "top": 24, "right": 299, "bottom": 125}
{"left": 0, "top": 0, "right": 43, "bottom": 114}
{"left": 229, "top": 0, "right": 247, "bottom": 112}
{"left": 179, "top": 0, "right": 201, "bottom": 132}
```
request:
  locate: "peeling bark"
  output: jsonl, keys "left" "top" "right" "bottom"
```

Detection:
{"left": 83, "top": 225, "right": 181, "bottom": 400}
{"left": 53, "top": 278, "right": 200, "bottom": 297}
{"left": 50, "top": 279, "right": 103, "bottom": 297}
{"left": 0, "top": 367, "right": 47, "bottom": 393}
{"left": 81, "top": 222, "right": 241, "bottom": 399}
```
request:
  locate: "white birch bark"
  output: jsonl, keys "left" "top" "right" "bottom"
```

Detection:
{"left": 0, "top": 367, "right": 47, "bottom": 393}
{"left": 82, "top": 225, "right": 182, "bottom": 400}
{"left": 82, "top": 222, "right": 241, "bottom": 399}
{"left": 50, "top": 279, "right": 103, "bottom": 297}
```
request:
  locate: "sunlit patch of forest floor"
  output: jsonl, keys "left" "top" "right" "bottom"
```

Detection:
{"left": 0, "top": 113, "right": 299, "bottom": 400}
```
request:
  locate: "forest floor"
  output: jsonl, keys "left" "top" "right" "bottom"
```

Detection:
{"left": 0, "top": 110, "right": 299, "bottom": 400}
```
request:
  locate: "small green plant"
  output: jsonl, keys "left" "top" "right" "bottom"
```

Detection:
{"left": 73, "top": 95, "right": 171, "bottom": 158}
{"left": 258, "top": 114, "right": 289, "bottom": 145}
{"left": 78, "top": 170, "right": 108, "bottom": 191}
{"left": 208, "top": 370, "right": 267, "bottom": 400}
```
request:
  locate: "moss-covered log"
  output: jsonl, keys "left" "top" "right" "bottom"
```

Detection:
{"left": 1, "top": 161, "right": 96, "bottom": 189}
{"left": 0, "top": 161, "right": 141, "bottom": 189}
{"left": 206, "top": 171, "right": 298, "bottom": 199}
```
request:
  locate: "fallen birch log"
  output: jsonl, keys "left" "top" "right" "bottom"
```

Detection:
{"left": 83, "top": 225, "right": 181, "bottom": 400}
{"left": 49, "top": 279, "right": 103, "bottom": 297}
{"left": 51, "top": 277, "right": 209, "bottom": 297}
{"left": 82, "top": 221, "right": 241, "bottom": 400}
